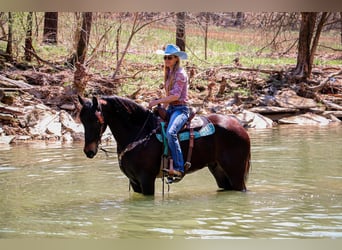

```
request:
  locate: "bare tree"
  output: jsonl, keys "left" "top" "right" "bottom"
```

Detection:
{"left": 5, "top": 12, "right": 13, "bottom": 61}
{"left": 0, "top": 12, "right": 6, "bottom": 41}
{"left": 234, "top": 12, "right": 244, "bottom": 26}
{"left": 250, "top": 12, "right": 332, "bottom": 81}
{"left": 68, "top": 12, "right": 92, "bottom": 66}
{"left": 292, "top": 12, "right": 330, "bottom": 80}
{"left": 203, "top": 12, "right": 209, "bottom": 60}
{"left": 176, "top": 12, "right": 186, "bottom": 51}
{"left": 192, "top": 12, "right": 210, "bottom": 60}
{"left": 112, "top": 12, "right": 175, "bottom": 79}
{"left": 43, "top": 12, "right": 58, "bottom": 44}
{"left": 24, "top": 12, "right": 33, "bottom": 61}
{"left": 340, "top": 12, "right": 342, "bottom": 45}
{"left": 253, "top": 12, "right": 300, "bottom": 54}
{"left": 66, "top": 12, "right": 92, "bottom": 96}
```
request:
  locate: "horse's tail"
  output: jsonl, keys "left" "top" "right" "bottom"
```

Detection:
{"left": 244, "top": 151, "right": 251, "bottom": 183}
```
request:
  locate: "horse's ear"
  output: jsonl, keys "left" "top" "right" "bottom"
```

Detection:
{"left": 78, "top": 95, "right": 85, "bottom": 106}
{"left": 92, "top": 96, "right": 99, "bottom": 111}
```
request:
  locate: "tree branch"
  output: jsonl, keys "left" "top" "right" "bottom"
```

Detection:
{"left": 307, "top": 68, "right": 342, "bottom": 92}
{"left": 22, "top": 46, "right": 64, "bottom": 71}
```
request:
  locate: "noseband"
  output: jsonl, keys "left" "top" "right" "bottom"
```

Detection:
{"left": 95, "top": 110, "right": 104, "bottom": 124}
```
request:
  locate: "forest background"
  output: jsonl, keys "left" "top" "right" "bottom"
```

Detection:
{"left": 0, "top": 12, "right": 341, "bottom": 140}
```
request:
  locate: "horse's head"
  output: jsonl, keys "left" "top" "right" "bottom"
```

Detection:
{"left": 78, "top": 96, "right": 107, "bottom": 158}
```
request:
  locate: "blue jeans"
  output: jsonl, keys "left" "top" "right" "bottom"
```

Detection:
{"left": 166, "top": 105, "right": 190, "bottom": 173}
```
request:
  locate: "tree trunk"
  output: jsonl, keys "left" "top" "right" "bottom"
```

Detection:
{"left": 234, "top": 12, "right": 244, "bottom": 26}
{"left": 5, "top": 12, "right": 13, "bottom": 61}
{"left": 293, "top": 12, "right": 329, "bottom": 81}
{"left": 293, "top": 12, "right": 317, "bottom": 80}
{"left": 340, "top": 12, "right": 342, "bottom": 45}
{"left": 68, "top": 12, "right": 92, "bottom": 66}
{"left": 204, "top": 12, "right": 209, "bottom": 60}
{"left": 24, "top": 12, "right": 33, "bottom": 62}
{"left": 77, "top": 12, "right": 92, "bottom": 64}
{"left": 69, "top": 12, "right": 92, "bottom": 95}
{"left": 308, "top": 12, "right": 329, "bottom": 73}
{"left": 43, "top": 12, "right": 58, "bottom": 44}
{"left": 73, "top": 62, "right": 88, "bottom": 95}
{"left": 176, "top": 12, "right": 186, "bottom": 51}
{"left": 116, "top": 21, "right": 122, "bottom": 64}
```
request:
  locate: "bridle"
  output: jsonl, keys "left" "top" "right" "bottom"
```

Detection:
{"left": 94, "top": 103, "right": 106, "bottom": 142}
{"left": 94, "top": 101, "right": 158, "bottom": 162}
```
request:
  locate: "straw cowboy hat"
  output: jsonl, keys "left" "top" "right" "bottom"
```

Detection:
{"left": 156, "top": 44, "right": 188, "bottom": 60}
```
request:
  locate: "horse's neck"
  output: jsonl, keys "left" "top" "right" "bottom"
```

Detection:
{"left": 103, "top": 107, "right": 154, "bottom": 152}
{"left": 104, "top": 115, "right": 133, "bottom": 150}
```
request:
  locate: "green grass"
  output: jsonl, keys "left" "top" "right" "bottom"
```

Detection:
{"left": 98, "top": 23, "right": 340, "bottom": 96}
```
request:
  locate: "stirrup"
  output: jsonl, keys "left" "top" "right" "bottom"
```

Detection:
{"left": 164, "top": 174, "right": 184, "bottom": 184}
{"left": 165, "top": 176, "right": 174, "bottom": 184}
{"left": 172, "top": 175, "right": 184, "bottom": 183}
{"left": 162, "top": 168, "right": 184, "bottom": 178}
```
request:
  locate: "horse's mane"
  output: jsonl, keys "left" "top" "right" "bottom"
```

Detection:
{"left": 102, "top": 95, "right": 154, "bottom": 127}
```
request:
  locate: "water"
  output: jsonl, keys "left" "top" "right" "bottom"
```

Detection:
{"left": 0, "top": 125, "right": 341, "bottom": 239}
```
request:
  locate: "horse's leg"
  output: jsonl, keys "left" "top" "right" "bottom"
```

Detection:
{"left": 129, "top": 175, "right": 155, "bottom": 195}
{"left": 140, "top": 174, "right": 155, "bottom": 195}
{"left": 129, "top": 179, "right": 143, "bottom": 193}
{"left": 218, "top": 157, "right": 248, "bottom": 191}
{"left": 208, "top": 163, "right": 233, "bottom": 190}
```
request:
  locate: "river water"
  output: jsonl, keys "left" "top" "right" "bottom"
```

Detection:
{"left": 0, "top": 125, "right": 341, "bottom": 239}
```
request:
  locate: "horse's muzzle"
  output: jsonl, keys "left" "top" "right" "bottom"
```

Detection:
{"left": 84, "top": 150, "right": 96, "bottom": 158}
{"left": 84, "top": 142, "right": 98, "bottom": 158}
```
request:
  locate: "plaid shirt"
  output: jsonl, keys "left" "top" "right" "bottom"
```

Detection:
{"left": 165, "top": 67, "right": 188, "bottom": 104}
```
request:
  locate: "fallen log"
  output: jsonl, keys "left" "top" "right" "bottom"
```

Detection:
{"left": 0, "top": 105, "right": 24, "bottom": 115}
{"left": 0, "top": 113, "right": 14, "bottom": 121}
{"left": 321, "top": 99, "right": 342, "bottom": 111}
{"left": 0, "top": 74, "right": 33, "bottom": 89}
{"left": 249, "top": 106, "right": 298, "bottom": 114}
{"left": 322, "top": 110, "right": 342, "bottom": 118}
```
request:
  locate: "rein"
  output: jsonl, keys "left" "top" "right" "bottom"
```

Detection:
{"left": 117, "top": 111, "right": 158, "bottom": 162}
{"left": 118, "top": 127, "right": 158, "bottom": 162}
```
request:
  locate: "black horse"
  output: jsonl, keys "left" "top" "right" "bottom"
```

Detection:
{"left": 78, "top": 95, "right": 251, "bottom": 195}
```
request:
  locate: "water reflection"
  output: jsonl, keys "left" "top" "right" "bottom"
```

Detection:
{"left": 0, "top": 125, "right": 341, "bottom": 238}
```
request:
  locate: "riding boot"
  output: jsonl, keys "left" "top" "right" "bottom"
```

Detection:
{"left": 162, "top": 168, "right": 184, "bottom": 178}
{"left": 162, "top": 168, "right": 184, "bottom": 184}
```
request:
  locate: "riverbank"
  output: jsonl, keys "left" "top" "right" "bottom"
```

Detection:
{"left": 0, "top": 63, "right": 341, "bottom": 144}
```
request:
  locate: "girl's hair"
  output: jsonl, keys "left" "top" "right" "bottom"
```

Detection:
{"left": 164, "top": 56, "right": 180, "bottom": 95}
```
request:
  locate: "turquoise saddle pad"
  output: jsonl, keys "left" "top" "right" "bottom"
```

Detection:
{"left": 156, "top": 122, "right": 215, "bottom": 142}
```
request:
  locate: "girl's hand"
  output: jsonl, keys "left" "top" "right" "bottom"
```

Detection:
{"left": 148, "top": 99, "right": 159, "bottom": 109}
